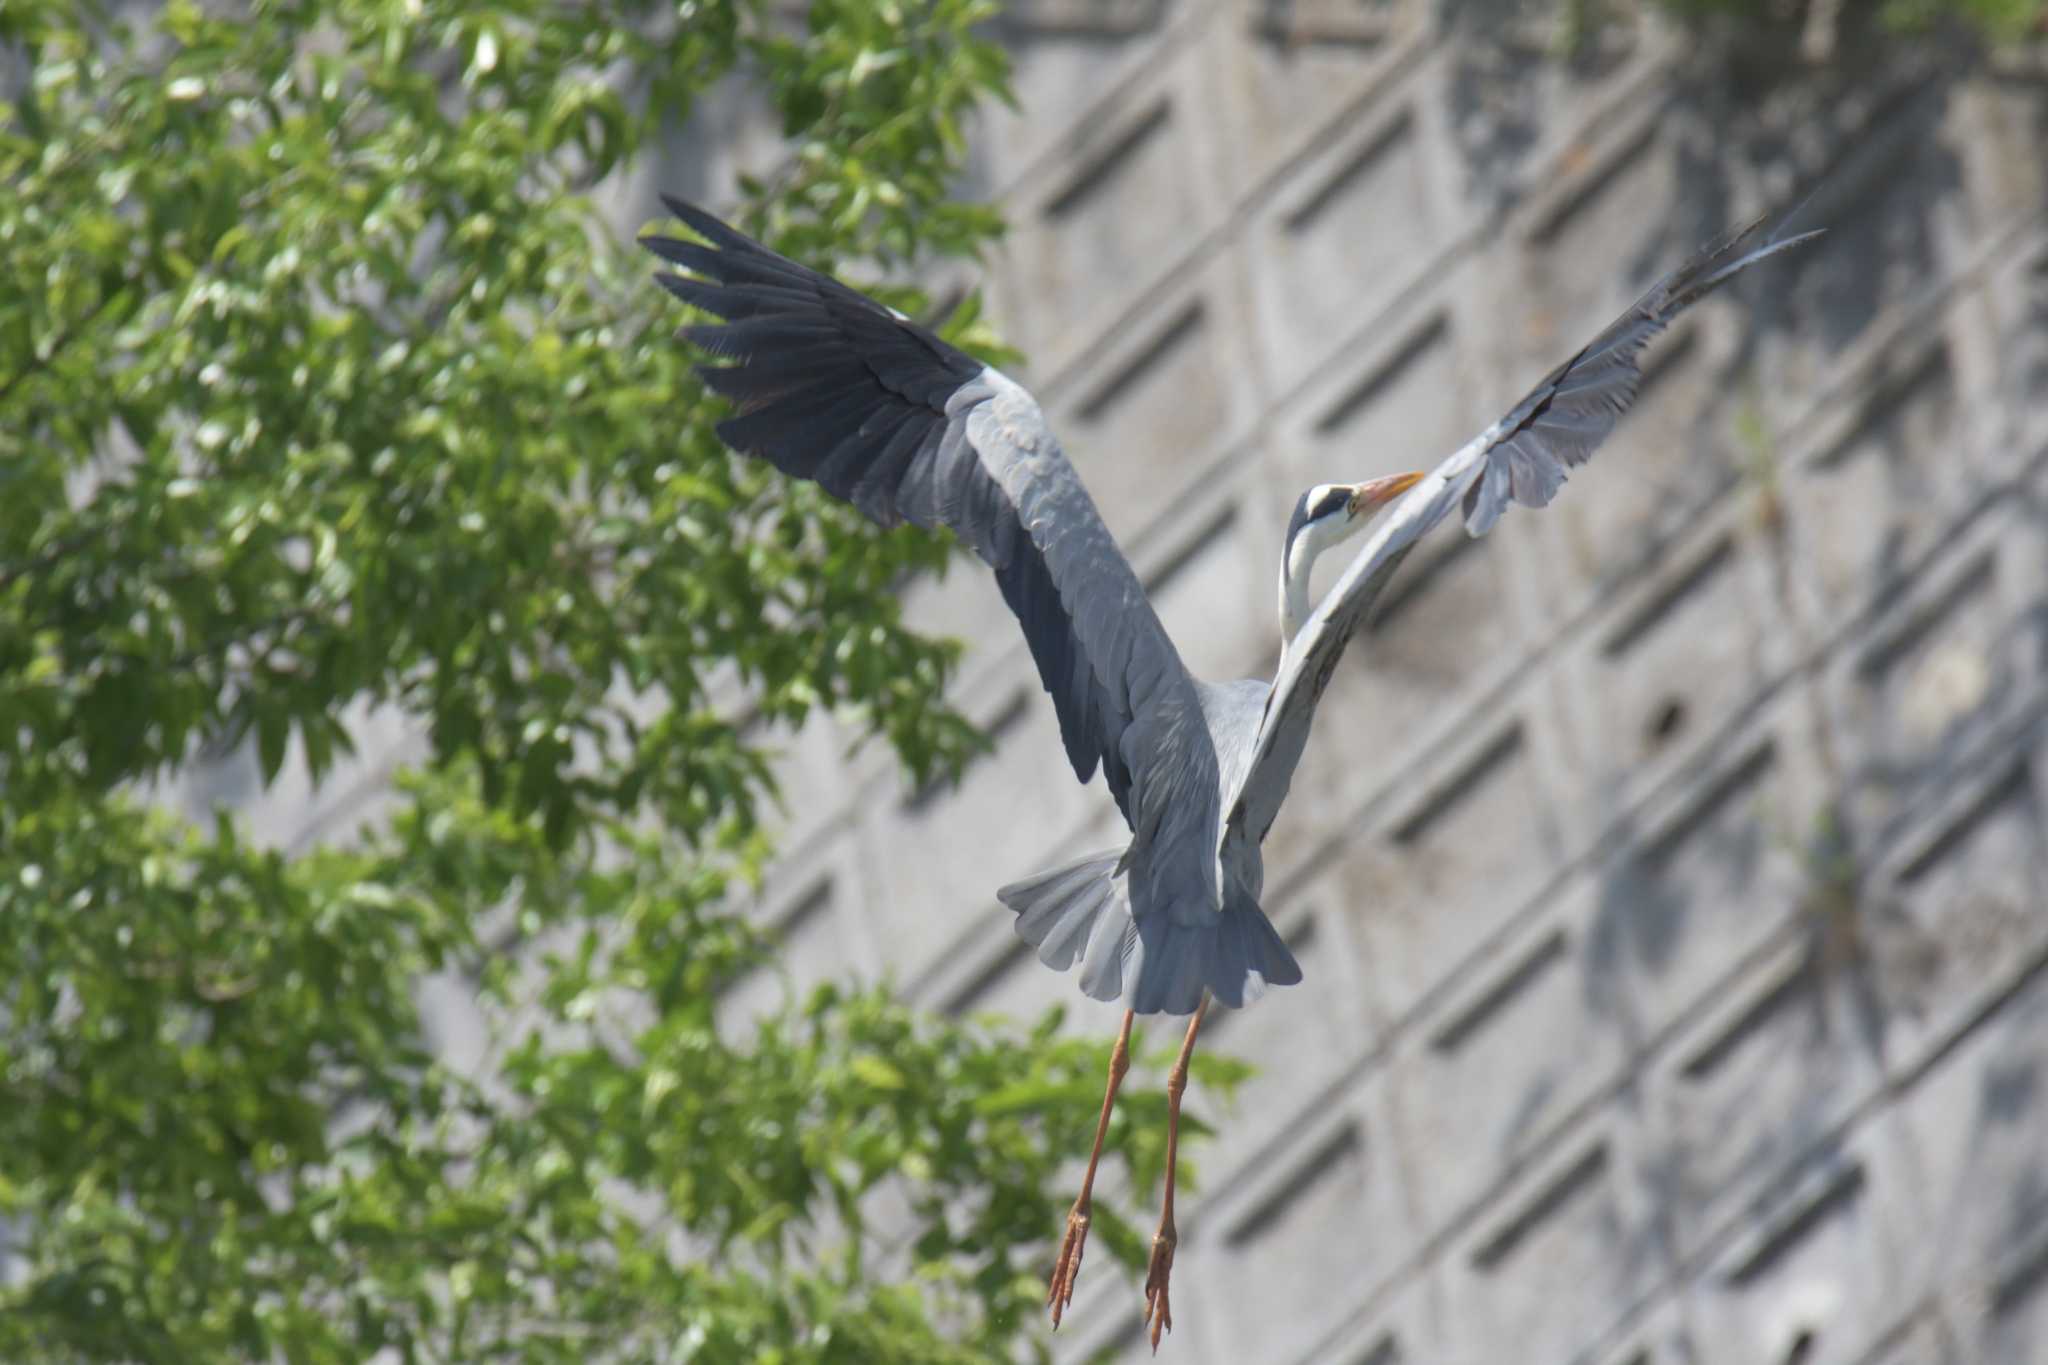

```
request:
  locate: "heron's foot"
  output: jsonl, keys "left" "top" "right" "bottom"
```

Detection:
{"left": 1143, "top": 1223, "right": 1177, "bottom": 1352}
{"left": 1047, "top": 1200, "right": 1091, "bottom": 1328}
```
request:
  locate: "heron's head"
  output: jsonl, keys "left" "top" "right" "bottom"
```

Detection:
{"left": 1279, "top": 472, "right": 1424, "bottom": 641}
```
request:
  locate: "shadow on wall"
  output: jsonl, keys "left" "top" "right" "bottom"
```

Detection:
{"left": 1435, "top": 0, "right": 1967, "bottom": 315}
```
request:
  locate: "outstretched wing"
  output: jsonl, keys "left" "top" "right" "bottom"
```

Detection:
{"left": 1460, "top": 217, "right": 1824, "bottom": 536}
{"left": 1225, "top": 214, "right": 1823, "bottom": 848}
{"left": 644, "top": 198, "right": 1222, "bottom": 917}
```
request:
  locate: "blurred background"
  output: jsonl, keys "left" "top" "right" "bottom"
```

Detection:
{"left": 4, "top": 0, "right": 2046, "bottom": 1362}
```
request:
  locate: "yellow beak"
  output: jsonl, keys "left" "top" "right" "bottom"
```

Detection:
{"left": 1347, "top": 470, "right": 1425, "bottom": 515}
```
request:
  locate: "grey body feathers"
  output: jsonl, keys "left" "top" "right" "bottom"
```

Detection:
{"left": 999, "top": 679, "right": 1298, "bottom": 1015}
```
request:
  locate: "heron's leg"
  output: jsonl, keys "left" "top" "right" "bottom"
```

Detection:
{"left": 1144, "top": 993, "right": 1209, "bottom": 1352}
{"left": 1048, "top": 1007, "right": 1134, "bottom": 1328}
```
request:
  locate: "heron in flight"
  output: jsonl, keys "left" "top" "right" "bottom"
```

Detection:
{"left": 643, "top": 199, "right": 1817, "bottom": 1349}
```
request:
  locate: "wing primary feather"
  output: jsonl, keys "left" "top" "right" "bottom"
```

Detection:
{"left": 698, "top": 356, "right": 866, "bottom": 405}
{"left": 644, "top": 234, "right": 816, "bottom": 292}
{"left": 684, "top": 317, "right": 844, "bottom": 357}
{"left": 716, "top": 386, "right": 877, "bottom": 467}
{"left": 1459, "top": 216, "right": 1823, "bottom": 536}
{"left": 653, "top": 271, "right": 813, "bottom": 321}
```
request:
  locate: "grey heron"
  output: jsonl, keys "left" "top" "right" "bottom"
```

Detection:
{"left": 642, "top": 198, "right": 1818, "bottom": 1348}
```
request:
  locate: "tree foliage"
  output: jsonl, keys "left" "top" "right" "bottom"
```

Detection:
{"left": 1652, "top": 0, "right": 2045, "bottom": 43}
{"left": 0, "top": 2, "right": 1235, "bottom": 1359}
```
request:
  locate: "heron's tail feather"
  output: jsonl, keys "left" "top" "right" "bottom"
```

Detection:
{"left": 1121, "top": 901, "right": 1303, "bottom": 1014}
{"left": 1000, "top": 852, "right": 1302, "bottom": 1016}
{"left": 999, "top": 849, "right": 1126, "bottom": 974}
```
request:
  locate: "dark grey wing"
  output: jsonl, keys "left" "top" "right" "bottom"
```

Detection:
{"left": 1461, "top": 216, "right": 1824, "bottom": 536}
{"left": 1224, "top": 215, "right": 1822, "bottom": 849}
{"left": 644, "top": 198, "right": 1222, "bottom": 916}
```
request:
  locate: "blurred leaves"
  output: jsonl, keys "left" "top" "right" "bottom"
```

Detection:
{"left": 1651, "top": 0, "right": 2047, "bottom": 43}
{"left": 0, "top": 0, "right": 1220, "bottom": 1360}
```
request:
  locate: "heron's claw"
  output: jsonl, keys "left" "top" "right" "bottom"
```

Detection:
{"left": 1047, "top": 1201, "right": 1090, "bottom": 1328}
{"left": 1143, "top": 1223, "right": 1176, "bottom": 1352}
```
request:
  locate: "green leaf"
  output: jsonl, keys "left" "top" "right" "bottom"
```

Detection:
{"left": 255, "top": 709, "right": 288, "bottom": 786}
{"left": 849, "top": 1055, "right": 906, "bottom": 1091}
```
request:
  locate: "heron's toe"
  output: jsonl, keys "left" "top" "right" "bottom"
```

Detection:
{"left": 1047, "top": 1201, "right": 1092, "bottom": 1328}
{"left": 1144, "top": 1225, "right": 1177, "bottom": 1352}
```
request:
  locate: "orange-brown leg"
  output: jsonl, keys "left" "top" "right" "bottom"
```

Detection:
{"left": 1048, "top": 1008, "right": 1134, "bottom": 1328}
{"left": 1145, "top": 994, "right": 1209, "bottom": 1352}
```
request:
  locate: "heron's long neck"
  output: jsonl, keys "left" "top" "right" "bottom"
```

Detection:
{"left": 1279, "top": 523, "right": 1331, "bottom": 644}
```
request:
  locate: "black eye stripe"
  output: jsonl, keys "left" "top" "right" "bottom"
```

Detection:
{"left": 1285, "top": 487, "right": 1354, "bottom": 562}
